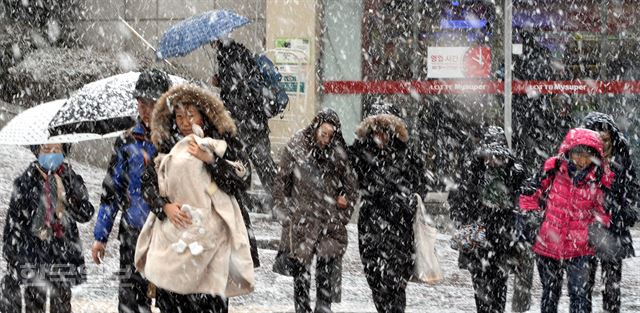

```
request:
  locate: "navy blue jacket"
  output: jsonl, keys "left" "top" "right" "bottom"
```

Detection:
{"left": 94, "top": 121, "right": 156, "bottom": 242}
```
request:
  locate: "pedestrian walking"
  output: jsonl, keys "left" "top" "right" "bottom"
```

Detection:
{"left": 583, "top": 112, "right": 638, "bottom": 313}
{"left": 214, "top": 39, "right": 278, "bottom": 212}
{"left": 91, "top": 68, "right": 172, "bottom": 313}
{"left": 519, "top": 128, "right": 613, "bottom": 313}
{"left": 0, "top": 143, "right": 94, "bottom": 313}
{"left": 140, "top": 84, "right": 254, "bottom": 312}
{"left": 273, "top": 108, "right": 358, "bottom": 313}
{"left": 449, "top": 126, "right": 526, "bottom": 313}
{"left": 349, "top": 102, "right": 428, "bottom": 313}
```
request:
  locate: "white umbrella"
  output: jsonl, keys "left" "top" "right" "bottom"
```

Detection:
{"left": 48, "top": 72, "right": 186, "bottom": 136}
{"left": 0, "top": 99, "right": 121, "bottom": 145}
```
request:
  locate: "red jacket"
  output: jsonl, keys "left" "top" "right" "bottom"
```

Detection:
{"left": 519, "top": 128, "right": 613, "bottom": 260}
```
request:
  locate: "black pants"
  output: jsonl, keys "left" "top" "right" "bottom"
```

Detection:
{"left": 238, "top": 129, "right": 277, "bottom": 210}
{"left": 588, "top": 257, "right": 623, "bottom": 313}
{"left": 362, "top": 259, "right": 409, "bottom": 313}
{"left": 510, "top": 249, "right": 534, "bottom": 312}
{"left": 293, "top": 257, "right": 337, "bottom": 313}
{"left": 468, "top": 256, "right": 509, "bottom": 313}
{"left": 0, "top": 270, "right": 72, "bottom": 313}
{"left": 118, "top": 221, "right": 152, "bottom": 313}
{"left": 155, "top": 288, "right": 228, "bottom": 313}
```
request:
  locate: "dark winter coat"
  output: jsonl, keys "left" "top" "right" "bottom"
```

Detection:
{"left": 449, "top": 126, "right": 526, "bottom": 269}
{"left": 94, "top": 120, "right": 156, "bottom": 242}
{"left": 141, "top": 84, "right": 260, "bottom": 266}
{"left": 274, "top": 109, "right": 358, "bottom": 267}
{"left": 217, "top": 41, "right": 268, "bottom": 133}
{"left": 414, "top": 99, "right": 481, "bottom": 190}
{"left": 519, "top": 128, "right": 613, "bottom": 260}
{"left": 582, "top": 112, "right": 638, "bottom": 259}
{"left": 2, "top": 162, "right": 94, "bottom": 286}
{"left": 512, "top": 94, "right": 573, "bottom": 177}
{"left": 350, "top": 113, "right": 426, "bottom": 282}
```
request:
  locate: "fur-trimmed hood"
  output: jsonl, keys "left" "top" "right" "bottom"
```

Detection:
{"left": 151, "top": 84, "right": 237, "bottom": 153}
{"left": 355, "top": 114, "right": 409, "bottom": 143}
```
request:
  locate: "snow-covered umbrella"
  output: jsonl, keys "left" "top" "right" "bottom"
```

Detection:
{"left": 156, "top": 9, "right": 250, "bottom": 59}
{"left": 0, "top": 100, "right": 121, "bottom": 145}
{"left": 48, "top": 72, "right": 186, "bottom": 136}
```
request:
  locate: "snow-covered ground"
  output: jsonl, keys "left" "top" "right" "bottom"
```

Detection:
{"left": 1, "top": 145, "right": 639, "bottom": 312}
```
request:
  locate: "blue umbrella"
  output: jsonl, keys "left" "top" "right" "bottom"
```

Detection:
{"left": 156, "top": 10, "right": 250, "bottom": 59}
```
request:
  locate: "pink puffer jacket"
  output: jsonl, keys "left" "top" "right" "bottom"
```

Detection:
{"left": 519, "top": 128, "right": 613, "bottom": 260}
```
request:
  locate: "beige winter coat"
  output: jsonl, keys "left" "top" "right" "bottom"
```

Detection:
{"left": 134, "top": 133, "right": 254, "bottom": 297}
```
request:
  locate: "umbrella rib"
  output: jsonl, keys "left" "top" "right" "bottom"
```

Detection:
{"left": 118, "top": 16, "right": 176, "bottom": 69}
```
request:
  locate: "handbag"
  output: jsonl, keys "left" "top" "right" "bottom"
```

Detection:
{"left": 588, "top": 222, "right": 624, "bottom": 261}
{"left": 411, "top": 193, "right": 444, "bottom": 284}
{"left": 451, "top": 222, "right": 487, "bottom": 252}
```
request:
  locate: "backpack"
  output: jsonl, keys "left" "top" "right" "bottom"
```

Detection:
{"left": 252, "top": 54, "right": 289, "bottom": 118}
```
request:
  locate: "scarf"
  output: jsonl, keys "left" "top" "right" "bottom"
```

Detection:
{"left": 32, "top": 167, "right": 67, "bottom": 240}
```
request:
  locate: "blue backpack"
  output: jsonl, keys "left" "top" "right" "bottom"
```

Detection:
{"left": 253, "top": 54, "right": 289, "bottom": 118}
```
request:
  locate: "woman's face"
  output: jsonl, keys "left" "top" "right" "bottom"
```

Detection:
{"left": 373, "top": 130, "right": 390, "bottom": 149}
{"left": 175, "top": 104, "right": 204, "bottom": 136}
{"left": 315, "top": 123, "right": 335, "bottom": 148}
{"left": 570, "top": 150, "right": 594, "bottom": 171}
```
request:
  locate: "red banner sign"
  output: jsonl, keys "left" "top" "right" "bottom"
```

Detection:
{"left": 322, "top": 80, "right": 640, "bottom": 95}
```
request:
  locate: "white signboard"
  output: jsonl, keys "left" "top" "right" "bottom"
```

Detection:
{"left": 275, "top": 38, "right": 310, "bottom": 64}
{"left": 427, "top": 46, "right": 491, "bottom": 78}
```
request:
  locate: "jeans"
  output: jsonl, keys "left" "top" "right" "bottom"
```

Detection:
{"left": 537, "top": 255, "right": 595, "bottom": 313}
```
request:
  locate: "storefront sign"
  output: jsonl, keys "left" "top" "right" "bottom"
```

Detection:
{"left": 281, "top": 74, "right": 305, "bottom": 93}
{"left": 427, "top": 46, "right": 491, "bottom": 78}
{"left": 278, "top": 64, "right": 306, "bottom": 94}
{"left": 322, "top": 80, "right": 640, "bottom": 95}
{"left": 274, "top": 38, "right": 310, "bottom": 64}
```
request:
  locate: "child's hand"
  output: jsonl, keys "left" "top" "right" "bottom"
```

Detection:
{"left": 188, "top": 139, "right": 213, "bottom": 163}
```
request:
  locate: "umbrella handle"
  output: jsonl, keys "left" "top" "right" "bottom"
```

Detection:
{"left": 118, "top": 16, "right": 176, "bottom": 69}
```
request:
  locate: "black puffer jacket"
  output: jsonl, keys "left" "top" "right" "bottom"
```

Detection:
{"left": 350, "top": 109, "right": 427, "bottom": 281}
{"left": 2, "top": 162, "right": 94, "bottom": 286}
{"left": 217, "top": 41, "right": 267, "bottom": 133}
{"left": 582, "top": 112, "right": 638, "bottom": 259}
{"left": 449, "top": 126, "right": 526, "bottom": 268}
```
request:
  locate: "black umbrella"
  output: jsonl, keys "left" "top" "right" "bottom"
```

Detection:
{"left": 48, "top": 72, "right": 185, "bottom": 135}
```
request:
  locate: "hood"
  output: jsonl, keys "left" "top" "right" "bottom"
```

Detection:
{"left": 582, "top": 111, "right": 630, "bottom": 157}
{"left": 355, "top": 114, "right": 409, "bottom": 143}
{"left": 302, "top": 108, "right": 347, "bottom": 148}
{"left": 357, "top": 100, "right": 408, "bottom": 143}
{"left": 558, "top": 128, "right": 605, "bottom": 160}
{"left": 151, "top": 84, "right": 237, "bottom": 151}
